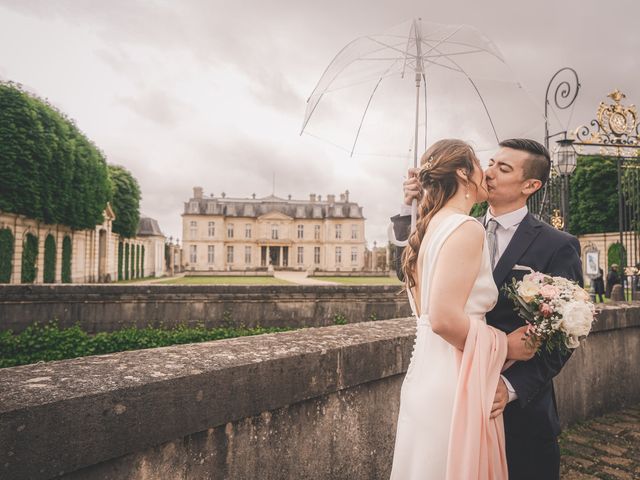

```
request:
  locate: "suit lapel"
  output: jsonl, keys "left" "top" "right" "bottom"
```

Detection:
{"left": 492, "top": 213, "right": 542, "bottom": 287}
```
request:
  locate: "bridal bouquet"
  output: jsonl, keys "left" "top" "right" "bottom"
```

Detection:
{"left": 504, "top": 271, "right": 596, "bottom": 354}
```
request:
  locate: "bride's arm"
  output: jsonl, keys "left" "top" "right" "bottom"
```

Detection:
{"left": 428, "top": 221, "right": 484, "bottom": 350}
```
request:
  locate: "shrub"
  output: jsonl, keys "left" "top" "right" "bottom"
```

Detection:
{"left": 0, "top": 228, "right": 13, "bottom": 282}
{"left": 43, "top": 234, "right": 56, "bottom": 283}
{"left": 61, "top": 236, "right": 72, "bottom": 283}
{"left": 20, "top": 233, "right": 38, "bottom": 283}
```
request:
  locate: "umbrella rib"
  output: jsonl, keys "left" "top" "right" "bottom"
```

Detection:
{"left": 425, "top": 41, "right": 500, "bottom": 142}
{"left": 350, "top": 70, "right": 388, "bottom": 156}
{"left": 420, "top": 38, "right": 504, "bottom": 61}
{"left": 366, "top": 36, "right": 417, "bottom": 58}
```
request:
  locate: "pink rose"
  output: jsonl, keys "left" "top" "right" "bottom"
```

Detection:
{"left": 540, "top": 284, "right": 559, "bottom": 299}
{"left": 539, "top": 303, "right": 554, "bottom": 318}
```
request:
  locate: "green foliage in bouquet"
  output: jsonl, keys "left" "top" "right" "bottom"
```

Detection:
{"left": 503, "top": 277, "right": 571, "bottom": 356}
{"left": 470, "top": 201, "right": 488, "bottom": 218}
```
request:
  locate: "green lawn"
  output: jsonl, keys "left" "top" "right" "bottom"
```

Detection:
{"left": 158, "top": 276, "right": 293, "bottom": 285}
{"left": 316, "top": 276, "right": 402, "bottom": 285}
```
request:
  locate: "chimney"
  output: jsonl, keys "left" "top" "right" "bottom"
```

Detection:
{"left": 318, "top": 195, "right": 322, "bottom": 201}
{"left": 327, "top": 194, "right": 335, "bottom": 204}
{"left": 193, "top": 186, "right": 203, "bottom": 199}
{"left": 345, "top": 189, "right": 350, "bottom": 202}
{"left": 252, "top": 193, "right": 256, "bottom": 199}
{"left": 221, "top": 192, "right": 226, "bottom": 198}
{"left": 288, "top": 194, "right": 292, "bottom": 200}
{"left": 339, "top": 193, "right": 345, "bottom": 202}
{"left": 310, "top": 193, "right": 316, "bottom": 202}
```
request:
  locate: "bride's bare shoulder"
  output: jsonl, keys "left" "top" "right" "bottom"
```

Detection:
{"left": 444, "top": 219, "right": 484, "bottom": 250}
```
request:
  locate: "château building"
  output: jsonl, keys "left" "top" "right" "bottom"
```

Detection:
{"left": 182, "top": 187, "right": 366, "bottom": 272}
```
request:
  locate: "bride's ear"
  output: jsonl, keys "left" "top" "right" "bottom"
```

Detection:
{"left": 455, "top": 169, "right": 468, "bottom": 181}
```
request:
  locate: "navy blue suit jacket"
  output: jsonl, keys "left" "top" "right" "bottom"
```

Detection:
{"left": 391, "top": 212, "right": 583, "bottom": 440}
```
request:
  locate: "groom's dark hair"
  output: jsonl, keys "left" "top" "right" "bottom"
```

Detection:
{"left": 499, "top": 138, "right": 551, "bottom": 187}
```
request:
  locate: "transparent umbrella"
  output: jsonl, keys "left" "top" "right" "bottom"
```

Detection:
{"left": 300, "top": 18, "right": 542, "bottom": 238}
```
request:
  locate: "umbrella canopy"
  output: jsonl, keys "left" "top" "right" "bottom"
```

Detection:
{"left": 301, "top": 19, "right": 542, "bottom": 164}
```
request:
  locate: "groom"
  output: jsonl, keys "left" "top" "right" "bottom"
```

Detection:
{"left": 391, "top": 138, "right": 583, "bottom": 480}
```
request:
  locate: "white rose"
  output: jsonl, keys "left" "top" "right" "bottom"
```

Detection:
{"left": 559, "top": 301, "right": 594, "bottom": 338}
{"left": 518, "top": 280, "right": 540, "bottom": 303}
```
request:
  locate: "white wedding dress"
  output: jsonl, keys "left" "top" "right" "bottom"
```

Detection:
{"left": 390, "top": 214, "right": 499, "bottom": 479}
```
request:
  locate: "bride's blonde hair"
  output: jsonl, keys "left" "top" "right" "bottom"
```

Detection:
{"left": 401, "top": 139, "right": 482, "bottom": 289}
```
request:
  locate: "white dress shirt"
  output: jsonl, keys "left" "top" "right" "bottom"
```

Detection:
{"left": 485, "top": 205, "right": 529, "bottom": 404}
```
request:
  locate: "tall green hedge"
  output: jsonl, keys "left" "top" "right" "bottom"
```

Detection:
{"left": 108, "top": 165, "right": 141, "bottom": 238}
{"left": 0, "top": 82, "right": 111, "bottom": 229}
{"left": 0, "top": 228, "right": 13, "bottom": 282}
{"left": 117, "top": 241, "right": 123, "bottom": 281}
{"left": 608, "top": 242, "right": 627, "bottom": 268}
{"left": 21, "top": 233, "right": 38, "bottom": 283}
{"left": 124, "top": 243, "right": 130, "bottom": 280}
{"left": 61, "top": 236, "right": 72, "bottom": 283}
{"left": 43, "top": 234, "right": 56, "bottom": 283}
{"left": 569, "top": 156, "right": 619, "bottom": 235}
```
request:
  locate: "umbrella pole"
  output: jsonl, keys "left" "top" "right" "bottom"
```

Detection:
{"left": 411, "top": 72, "right": 421, "bottom": 233}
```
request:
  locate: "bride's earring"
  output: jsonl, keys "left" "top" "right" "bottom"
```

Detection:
{"left": 465, "top": 182, "right": 470, "bottom": 199}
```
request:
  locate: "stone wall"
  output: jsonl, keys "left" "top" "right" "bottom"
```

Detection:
{"left": 0, "top": 284, "right": 411, "bottom": 333}
{"left": 1, "top": 304, "right": 638, "bottom": 480}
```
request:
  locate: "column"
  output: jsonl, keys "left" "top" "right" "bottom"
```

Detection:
{"left": 35, "top": 225, "right": 44, "bottom": 284}
{"left": 12, "top": 224, "right": 23, "bottom": 284}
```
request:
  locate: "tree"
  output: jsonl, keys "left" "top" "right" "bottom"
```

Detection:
{"left": 568, "top": 156, "right": 619, "bottom": 235}
{"left": 108, "top": 165, "right": 141, "bottom": 238}
{"left": 0, "top": 82, "right": 110, "bottom": 229}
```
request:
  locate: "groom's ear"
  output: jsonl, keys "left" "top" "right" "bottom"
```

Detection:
{"left": 521, "top": 179, "right": 542, "bottom": 196}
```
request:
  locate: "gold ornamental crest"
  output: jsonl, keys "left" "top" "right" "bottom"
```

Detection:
{"left": 596, "top": 90, "right": 637, "bottom": 137}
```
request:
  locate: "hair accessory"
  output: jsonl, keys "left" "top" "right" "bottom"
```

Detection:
{"left": 425, "top": 155, "right": 434, "bottom": 169}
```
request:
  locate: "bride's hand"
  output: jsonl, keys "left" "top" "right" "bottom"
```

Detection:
{"left": 506, "top": 325, "right": 538, "bottom": 361}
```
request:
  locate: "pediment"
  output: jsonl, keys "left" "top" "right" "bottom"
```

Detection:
{"left": 258, "top": 210, "right": 293, "bottom": 221}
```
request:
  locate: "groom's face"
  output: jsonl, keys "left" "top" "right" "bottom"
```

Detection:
{"left": 484, "top": 147, "right": 530, "bottom": 207}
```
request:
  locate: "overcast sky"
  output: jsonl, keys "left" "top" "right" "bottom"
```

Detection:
{"left": 0, "top": 0, "right": 638, "bottom": 246}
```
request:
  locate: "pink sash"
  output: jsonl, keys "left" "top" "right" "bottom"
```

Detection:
{"left": 446, "top": 317, "right": 509, "bottom": 480}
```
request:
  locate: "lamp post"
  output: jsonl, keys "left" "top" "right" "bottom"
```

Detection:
{"left": 541, "top": 67, "right": 581, "bottom": 231}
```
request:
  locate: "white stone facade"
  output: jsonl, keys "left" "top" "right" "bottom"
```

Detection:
{"left": 182, "top": 189, "right": 367, "bottom": 272}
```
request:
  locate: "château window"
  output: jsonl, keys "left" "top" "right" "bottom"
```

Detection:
{"left": 351, "top": 224, "right": 358, "bottom": 240}
{"left": 208, "top": 221, "right": 215, "bottom": 237}
{"left": 297, "top": 225, "right": 304, "bottom": 239}
{"left": 335, "top": 246, "right": 342, "bottom": 264}
{"left": 227, "top": 223, "right": 234, "bottom": 238}
{"left": 208, "top": 245, "right": 215, "bottom": 264}
{"left": 190, "top": 221, "right": 197, "bottom": 238}
{"left": 297, "top": 246, "right": 304, "bottom": 264}
{"left": 190, "top": 245, "right": 197, "bottom": 263}
{"left": 245, "top": 246, "right": 251, "bottom": 264}
{"left": 335, "top": 224, "right": 342, "bottom": 240}
{"left": 271, "top": 225, "right": 279, "bottom": 240}
{"left": 245, "top": 224, "right": 252, "bottom": 238}
{"left": 351, "top": 247, "right": 357, "bottom": 263}
{"left": 314, "top": 246, "right": 320, "bottom": 264}
{"left": 227, "top": 246, "right": 234, "bottom": 263}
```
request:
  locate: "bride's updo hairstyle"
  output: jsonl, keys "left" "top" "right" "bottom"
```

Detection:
{"left": 401, "top": 138, "right": 482, "bottom": 289}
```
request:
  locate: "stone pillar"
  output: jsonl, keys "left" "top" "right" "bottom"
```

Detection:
{"left": 55, "top": 228, "right": 63, "bottom": 283}
{"left": 35, "top": 225, "right": 44, "bottom": 284}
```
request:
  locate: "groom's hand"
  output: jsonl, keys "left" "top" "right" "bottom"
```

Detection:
{"left": 490, "top": 378, "right": 509, "bottom": 419}
{"left": 403, "top": 168, "right": 421, "bottom": 206}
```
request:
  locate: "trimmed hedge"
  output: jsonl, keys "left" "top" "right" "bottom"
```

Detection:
{"left": 108, "top": 165, "right": 141, "bottom": 238}
{"left": 124, "top": 243, "right": 130, "bottom": 280}
{"left": 61, "top": 235, "right": 72, "bottom": 283}
{"left": 0, "top": 82, "right": 111, "bottom": 230}
{"left": 0, "top": 322, "right": 293, "bottom": 368}
{"left": 20, "top": 233, "right": 38, "bottom": 283}
{"left": 0, "top": 228, "right": 13, "bottom": 282}
{"left": 43, "top": 234, "right": 56, "bottom": 283}
{"left": 117, "top": 241, "right": 123, "bottom": 281}
{"left": 608, "top": 242, "right": 627, "bottom": 268}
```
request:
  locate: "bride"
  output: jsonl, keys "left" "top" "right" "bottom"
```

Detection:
{"left": 390, "top": 139, "right": 536, "bottom": 479}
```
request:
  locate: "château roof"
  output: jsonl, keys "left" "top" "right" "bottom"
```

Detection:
{"left": 137, "top": 216, "right": 164, "bottom": 236}
{"left": 183, "top": 190, "right": 364, "bottom": 220}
